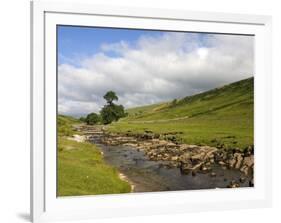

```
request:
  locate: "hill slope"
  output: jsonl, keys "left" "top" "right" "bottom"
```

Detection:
{"left": 58, "top": 114, "right": 81, "bottom": 136}
{"left": 109, "top": 77, "right": 254, "bottom": 150}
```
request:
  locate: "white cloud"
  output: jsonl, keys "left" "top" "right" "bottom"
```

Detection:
{"left": 58, "top": 32, "right": 254, "bottom": 117}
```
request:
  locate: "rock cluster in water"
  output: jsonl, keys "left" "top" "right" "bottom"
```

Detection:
{"left": 100, "top": 132, "right": 253, "bottom": 177}
{"left": 77, "top": 125, "right": 254, "bottom": 188}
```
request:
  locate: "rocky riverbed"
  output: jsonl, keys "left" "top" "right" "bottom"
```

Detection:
{"left": 75, "top": 124, "right": 254, "bottom": 189}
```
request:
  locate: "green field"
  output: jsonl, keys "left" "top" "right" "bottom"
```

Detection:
{"left": 57, "top": 115, "right": 131, "bottom": 196}
{"left": 108, "top": 77, "right": 254, "bottom": 150}
{"left": 58, "top": 115, "right": 81, "bottom": 137}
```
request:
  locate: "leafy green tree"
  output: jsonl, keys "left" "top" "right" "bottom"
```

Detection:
{"left": 100, "top": 105, "right": 116, "bottom": 124}
{"left": 100, "top": 104, "right": 126, "bottom": 124}
{"left": 79, "top": 116, "right": 86, "bottom": 122}
{"left": 114, "top": 104, "right": 126, "bottom": 119}
{"left": 85, "top": 113, "right": 100, "bottom": 125}
{"left": 100, "top": 91, "right": 126, "bottom": 124}
{"left": 103, "top": 91, "right": 118, "bottom": 105}
{"left": 171, "top": 99, "right": 177, "bottom": 106}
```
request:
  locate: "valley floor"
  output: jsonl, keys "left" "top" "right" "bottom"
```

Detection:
{"left": 108, "top": 112, "right": 253, "bottom": 151}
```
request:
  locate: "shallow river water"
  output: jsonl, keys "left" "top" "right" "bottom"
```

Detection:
{"left": 90, "top": 138, "right": 252, "bottom": 192}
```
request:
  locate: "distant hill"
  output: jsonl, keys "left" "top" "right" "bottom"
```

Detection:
{"left": 110, "top": 77, "right": 254, "bottom": 150}
{"left": 126, "top": 77, "right": 253, "bottom": 122}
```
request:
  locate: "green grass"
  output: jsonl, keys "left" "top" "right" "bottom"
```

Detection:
{"left": 58, "top": 114, "right": 81, "bottom": 136}
{"left": 109, "top": 77, "right": 254, "bottom": 150}
{"left": 58, "top": 137, "right": 131, "bottom": 196}
{"left": 57, "top": 115, "right": 131, "bottom": 196}
{"left": 126, "top": 102, "right": 169, "bottom": 116}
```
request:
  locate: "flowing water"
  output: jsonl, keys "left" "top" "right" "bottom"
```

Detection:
{"left": 90, "top": 136, "right": 252, "bottom": 192}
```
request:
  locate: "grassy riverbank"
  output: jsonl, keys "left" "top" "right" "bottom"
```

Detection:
{"left": 57, "top": 115, "right": 131, "bottom": 196}
{"left": 58, "top": 115, "right": 81, "bottom": 136}
{"left": 108, "top": 77, "right": 254, "bottom": 150}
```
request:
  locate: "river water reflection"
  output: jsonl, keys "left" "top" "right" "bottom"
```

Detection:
{"left": 90, "top": 137, "right": 252, "bottom": 192}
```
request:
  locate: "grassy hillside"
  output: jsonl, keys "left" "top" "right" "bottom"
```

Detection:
{"left": 58, "top": 114, "right": 81, "bottom": 136}
{"left": 57, "top": 115, "right": 131, "bottom": 196}
{"left": 109, "top": 77, "right": 254, "bottom": 150}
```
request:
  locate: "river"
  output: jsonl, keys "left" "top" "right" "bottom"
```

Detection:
{"left": 89, "top": 135, "right": 252, "bottom": 193}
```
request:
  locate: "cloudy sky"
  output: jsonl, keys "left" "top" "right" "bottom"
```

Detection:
{"left": 58, "top": 26, "right": 254, "bottom": 117}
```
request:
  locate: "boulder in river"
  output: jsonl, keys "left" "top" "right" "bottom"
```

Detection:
{"left": 86, "top": 126, "right": 254, "bottom": 181}
{"left": 191, "top": 153, "right": 205, "bottom": 162}
{"left": 227, "top": 180, "right": 240, "bottom": 188}
{"left": 239, "top": 155, "right": 254, "bottom": 176}
{"left": 234, "top": 153, "right": 244, "bottom": 169}
{"left": 218, "top": 161, "right": 226, "bottom": 166}
{"left": 171, "top": 156, "right": 179, "bottom": 161}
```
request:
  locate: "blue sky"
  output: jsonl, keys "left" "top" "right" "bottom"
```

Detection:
{"left": 57, "top": 25, "right": 253, "bottom": 117}
{"left": 57, "top": 25, "right": 212, "bottom": 67}
{"left": 58, "top": 26, "right": 165, "bottom": 66}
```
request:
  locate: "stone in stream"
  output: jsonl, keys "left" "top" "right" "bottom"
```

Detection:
{"left": 242, "top": 155, "right": 254, "bottom": 168}
{"left": 218, "top": 161, "right": 226, "bottom": 166}
{"left": 228, "top": 157, "right": 237, "bottom": 168}
{"left": 240, "top": 165, "right": 249, "bottom": 175}
{"left": 191, "top": 153, "right": 205, "bottom": 162}
{"left": 91, "top": 128, "right": 254, "bottom": 185}
{"left": 200, "top": 165, "right": 209, "bottom": 173}
{"left": 234, "top": 153, "right": 244, "bottom": 169}
{"left": 179, "top": 144, "right": 189, "bottom": 151}
{"left": 179, "top": 153, "right": 191, "bottom": 163}
{"left": 180, "top": 161, "right": 203, "bottom": 175}
{"left": 179, "top": 162, "right": 192, "bottom": 174}
{"left": 123, "top": 143, "right": 137, "bottom": 147}
{"left": 188, "top": 144, "right": 200, "bottom": 149}
{"left": 165, "top": 142, "right": 178, "bottom": 148}
{"left": 240, "top": 156, "right": 254, "bottom": 176}
{"left": 227, "top": 180, "right": 240, "bottom": 188}
{"left": 171, "top": 156, "right": 179, "bottom": 161}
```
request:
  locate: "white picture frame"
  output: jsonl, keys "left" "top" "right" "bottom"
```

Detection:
{"left": 31, "top": 1, "right": 272, "bottom": 222}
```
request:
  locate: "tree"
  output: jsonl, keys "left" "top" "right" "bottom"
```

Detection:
{"left": 85, "top": 113, "right": 100, "bottom": 125}
{"left": 114, "top": 104, "right": 126, "bottom": 119}
{"left": 100, "top": 91, "right": 126, "bottom": 124}
{"left": 100, "top": 104, "right": 126, "bottom": 124}
{"left": 79, "top": 116, "right": 86, "bottom": 122}
{"left": 171, "top": 99, "right": 177, "bottom": 106}
{"left": 103, "top": 91, "right": 118, "bottom": 105}
{"left": 100, "top": 105, "right": 116, "bottom": 124}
